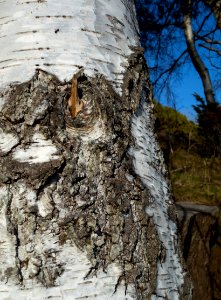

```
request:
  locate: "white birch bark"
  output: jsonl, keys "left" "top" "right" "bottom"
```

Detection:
{"left": 0, "top": 1, "right": 191, "bottom": 299}
{"left": 0, "top": 0, "right": 138, "bottom": 92}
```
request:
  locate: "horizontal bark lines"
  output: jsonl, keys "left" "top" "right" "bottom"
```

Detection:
{"left": 0, "top": 0, "right": 139, "bottom": 92}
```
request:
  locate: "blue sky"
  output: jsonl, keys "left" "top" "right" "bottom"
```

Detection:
{"left": 160, "top": 65, "right": 204, "bottom": 121}
{"left": 156, "top": 63, "right": 221, "bottom": 122}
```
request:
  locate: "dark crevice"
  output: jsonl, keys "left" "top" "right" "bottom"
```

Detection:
{"left": 113, "top": 273, "right": 124, "bottom": 294}
{"left": 71, "top": 175, "right": 86, "bottom": 185}
{"left": 84, "top": 262, "right": 99, "bottom": 280}
{"left": 36, "top": 159, "right": 66, "bottom": 198}
{"left": 183, "top": 215, "right": 196, "bottom": 261}
{"left": 128, "top": 79, "right": 134, "bottom": 93}
{"left": 80, "top": 201, "right": 95, "bottom": 211}
{"left": 14, "top": 226, "right": 23, "bottom": 284}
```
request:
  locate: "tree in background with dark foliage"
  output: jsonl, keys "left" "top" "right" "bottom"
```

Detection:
{"left": 135, "top": 0, "right": 221, "bottom": 105}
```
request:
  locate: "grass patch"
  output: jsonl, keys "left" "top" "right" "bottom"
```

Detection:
{"left": 154, "top": 101, "right": 221, "bottom": 206}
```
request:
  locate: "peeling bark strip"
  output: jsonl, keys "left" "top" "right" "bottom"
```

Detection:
{"left": 130, "top": 97, "right": 188, "bottom": 299}
{"left": 0, "top": 1, "right": 191, "bottom": 299}
{"left": 68, "top": 71, "right": 85, "bottom": 118}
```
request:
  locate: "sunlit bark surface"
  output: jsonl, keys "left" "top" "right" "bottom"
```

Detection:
{"left": 0, "top": 1, "right": 191, "bottom": 299}
{"left": 0, "top": 0, "right": 138, "bottom": 92}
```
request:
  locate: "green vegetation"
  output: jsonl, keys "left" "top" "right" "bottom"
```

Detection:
{"left": 154, "top": 101, "right": 221, "bottom": 206}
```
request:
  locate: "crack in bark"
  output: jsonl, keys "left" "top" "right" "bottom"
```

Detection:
{"left": 13, "top": 226, "right": 23, "bottom": 284}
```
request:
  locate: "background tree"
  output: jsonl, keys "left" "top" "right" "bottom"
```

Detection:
{"left": 0, "top": 0, "right": 191, "bottom": 299}
{"left": 135, "top": 0, "right": 221, "bottom": 105}
{"left": 193, "top": 94, "right": 221, "bottom": 156}
{"left": 203, "top": 0, "right": 221, "bottom": 28}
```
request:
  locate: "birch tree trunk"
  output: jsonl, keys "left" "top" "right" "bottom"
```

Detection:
{"left": 0, "top": 1, "right": 191, "bottom": 299}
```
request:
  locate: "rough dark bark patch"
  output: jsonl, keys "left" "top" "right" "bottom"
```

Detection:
{"left": 177, "top": 203, "right": 221, "bottom": 300}
{"left": 0, "top": 50, "right": 167, "bottom": 298}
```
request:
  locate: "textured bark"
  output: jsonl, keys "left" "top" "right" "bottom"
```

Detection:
{"left": 0, "top": 1, "right": 191, "bottom": 299}
{"left": 176, "top": 203, "right": 221, "bottom": 300}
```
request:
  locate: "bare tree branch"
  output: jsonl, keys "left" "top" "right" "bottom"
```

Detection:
{"left": 195, "top": 32, "right": 221, "bottom": 45}
{"left": 152, "top": 49, "right": 188, "bottom": 86}
{"left": 196, "top": 10, "right": 214, "bottom": 34}
{"left": 199, "top": 43, "right": 221, "bottom": 55}
{"left": 202, "top": 0, "right": 221, "bottom": 28}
